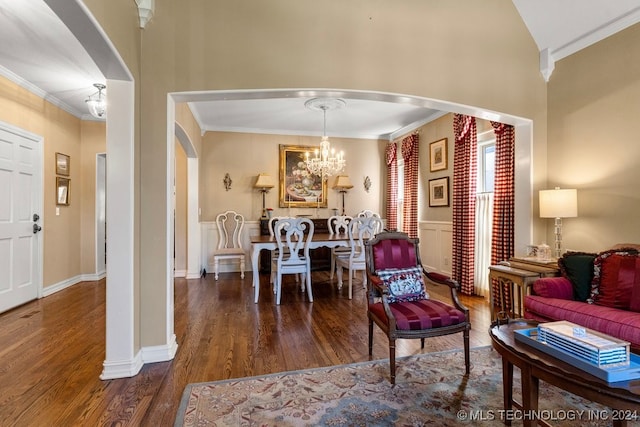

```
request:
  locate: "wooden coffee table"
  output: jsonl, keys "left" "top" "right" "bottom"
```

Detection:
{"left": 490, "top": 319, "right": 640, "bottom": 427}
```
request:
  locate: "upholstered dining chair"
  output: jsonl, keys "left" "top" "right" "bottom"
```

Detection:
{"left": 212, "top": 210, "right": 246, "bottom": 281}
{"left": 335, "top": 216, "right": 383, "bottom": 299}
{"left": 271, "top": 217, "right": 314, "bottom": 305}
{"left": 364, "top": 231, "right": 470, "bottom": 384}
{"left": 327, "top": 215, "right": 353, "bottom": 280}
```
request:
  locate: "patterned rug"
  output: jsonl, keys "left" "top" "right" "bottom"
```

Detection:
{"left": 175, "top": 346, "right": 617, "bottom": 426}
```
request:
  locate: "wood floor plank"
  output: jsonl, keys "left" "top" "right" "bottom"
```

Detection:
{"left": 0, "top": 271, "right": 492, "bottom": 426}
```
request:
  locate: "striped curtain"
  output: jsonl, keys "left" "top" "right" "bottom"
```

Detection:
{"left": 452, "top": 114, "right": 477, "bottom": 295}
{"left": 385, "top": 142, "right": 398, "bottom": 231}
{"left": 401, "top": 133, "right": 419, "bottom": 238}
{"left": 490, "top": 121, "right": 515, "bottom": 308}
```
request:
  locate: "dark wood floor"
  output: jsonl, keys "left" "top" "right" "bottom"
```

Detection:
{"left": 0, "top": 270, "right": 492, "bottom": 426}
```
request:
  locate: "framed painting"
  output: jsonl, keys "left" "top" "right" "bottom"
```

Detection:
{"left": 429, "top": 138, "right": 447, "bottom": 172}
{"left": 429, "top": 177, "right": 449, "bottom": 207}
{"left": 55, "top": 152, "right": 70, "bottom": 176}
{"left": 56, "top": 177, "right": 70, "bottom": 206}
{"left": 279, "top": 144, "right": 328, "bottom": 208}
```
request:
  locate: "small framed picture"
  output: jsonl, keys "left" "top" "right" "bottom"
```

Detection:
{"left": 429, "top": 177, "right": 449, "bottom": 207}
{"left": 56, "top": 152, "right": 70, "bottom": 176}
{"left": 429, "top": 138, "right": 447, "bottom": 172}
{"left": 56, "top": 177, "right": 70, "bottom": 206}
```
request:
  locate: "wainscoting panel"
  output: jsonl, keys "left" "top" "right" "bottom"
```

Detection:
{"left": 418, "top": 221, "right": 453, "bottom": 277}
{"left": 201, "top": 220, "right": 261, "bottom": 275}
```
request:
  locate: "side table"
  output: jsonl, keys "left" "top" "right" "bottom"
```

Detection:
{"left": 488, "top": 259, "right": 559, "bottom": 321}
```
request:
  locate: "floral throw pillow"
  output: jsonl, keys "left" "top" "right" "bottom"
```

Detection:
{"left": 377, "top": 266, "right": 428, "bottom": 303}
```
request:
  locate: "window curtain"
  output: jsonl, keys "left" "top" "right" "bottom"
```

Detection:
{"left": 490, "top": 121, "right": 515, "bottom": 309}
{"left": 385, "top": 142, "right": 398, "bottom": 231}
{"left": 474, "top": 192, "right": 494, "bottom": 296}
{"left": 452, "top": 114, "right": 477, "bottom": 295}
{"left": 401, "top": 133, "right": 419, "bottom": 238}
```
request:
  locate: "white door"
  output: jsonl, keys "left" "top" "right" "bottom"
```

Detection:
{"left": 0, "top": 122, "right": 42, "bottom": 313}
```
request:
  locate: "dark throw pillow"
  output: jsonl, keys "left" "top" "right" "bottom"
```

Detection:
{"left": 558, "top": 251, "right": 596, "bottom": 302}
{"left": 590, "top": 249, "right": 640, "bottom": 310}
{"left": 377, "top": 266, "right": 428, "bottom": 303}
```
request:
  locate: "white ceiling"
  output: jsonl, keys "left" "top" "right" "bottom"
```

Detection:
{"left": 1, "top": 1, "right": 640, "bottom": 139}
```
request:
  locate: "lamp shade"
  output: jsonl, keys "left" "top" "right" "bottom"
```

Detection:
{"left": 539, "top": 188, "right": 577, "bottom": 218}
{"left": 333, "top": 175, "right": 353, "bottom": 190}
{"left": 254, "top": 173, "right": 275, "bottom": 189}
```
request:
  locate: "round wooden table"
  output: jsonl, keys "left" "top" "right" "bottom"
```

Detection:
{"left": 489, "top": 319, "right": 640, "bottom": 427}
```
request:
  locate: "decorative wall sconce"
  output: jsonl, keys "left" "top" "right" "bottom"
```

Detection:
{"left": 364, "top": 176, "right": 371, "bottom": 193}
{"left": 223, "top": 173, "right": 232, "bottom": 191}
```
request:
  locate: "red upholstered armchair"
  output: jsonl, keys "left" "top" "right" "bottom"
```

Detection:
{"left": 364, "top": 231, "right": 470, "bottom": 384}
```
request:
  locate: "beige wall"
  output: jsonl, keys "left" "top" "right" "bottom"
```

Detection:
{"left": 80, "top": 121, "right": 107, "bottom": 275}
{"left": 0, "top": 76, "right": 107, "bottom": 288}
{"left": 175, "top": 140, "right": 188, "bottom": 273}
{"left": 200, "top": 132, "right": 385, "bottom": 221}
{"left": 548, "top": 23, "right": 640, "bottom": 251}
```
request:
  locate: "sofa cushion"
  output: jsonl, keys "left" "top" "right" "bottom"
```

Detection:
{"left": 589, "top": 250, "right": 640, "bottom": 310}
{"left": 532, "top": 277, "right": 574, "bottom": 300}
{"left": 558, "top": 251, "right": 596, "bottom": 302}
{"left": 377, "top": 266, "right": 428, "bottom": 303}
{"left": 524, "top": 295, "right": 640, "bottom": 349}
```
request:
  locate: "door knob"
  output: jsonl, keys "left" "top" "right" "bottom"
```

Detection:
{"left": 33, "top": 223, "right": 42, "bottom": 234}
{"left": 33, "top": 213, "right": 40, "bottom": 222}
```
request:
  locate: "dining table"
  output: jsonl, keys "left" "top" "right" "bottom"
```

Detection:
{"left": 250, "top": 232, "right": 351, "bottom": 303}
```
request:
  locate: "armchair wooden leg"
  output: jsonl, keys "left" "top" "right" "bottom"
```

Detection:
{"left": 368, "top": 320, "right": 374, "bottom": 355}
{"left": 463, "top": 328, "right": 470, "bottom": 375}
{"left": 389, "top": 339, "right": 396, "bottom": 385}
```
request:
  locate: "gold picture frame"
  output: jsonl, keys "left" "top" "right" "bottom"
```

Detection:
{"left": 429, "top": 138, "right": 448, "bottom": 172}
{"left": 55, "top": 152, "right": 70, "bottom": 176}
{"left": 429, "top": 177, "right": 449, "bottom": 207}
{"left": 56, "top": 177, "right": 70, "bottom": 206}
{"left": 279, "top": 144, "right": 328, "bottom": 208}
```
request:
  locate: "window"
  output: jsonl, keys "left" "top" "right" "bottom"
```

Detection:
{"left": 478, "top": 140, "right": 495, "bottom": 193}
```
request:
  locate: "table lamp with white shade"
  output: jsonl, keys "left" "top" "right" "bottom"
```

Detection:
{"left": 255, "top": 173, "right": 275, "bottom": 218}
{"left": 333, "top": 175, "right": 353, "bottom": 215}
{"left": 539, "top": 187, "right": 578, "bottom": 258}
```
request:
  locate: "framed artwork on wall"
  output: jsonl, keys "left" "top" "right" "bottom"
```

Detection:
{"left": 429, "top": 177, "right": 449, "bottom": 207}
{"left": 56, "top": 177, "right": 70, "bottom": 206}
{"left": 429, "top": 138, "right": 447, "bottom": 172}
{"left": 55, "top": 152, "right": 70, "bottom": 176}
{"left": 279, "top": 144, "right": 328, "bottom": 208}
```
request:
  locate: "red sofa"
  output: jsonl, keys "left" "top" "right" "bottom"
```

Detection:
{"left": 524, "top": 244, "right": 640, "bottom": 351}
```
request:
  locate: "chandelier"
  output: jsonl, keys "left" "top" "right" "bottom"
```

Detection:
{"left": 304, "top": 98, "right": 346, "bottom": 179}
{"left": 85, "top": 83, "right": 107, "bottom": 119}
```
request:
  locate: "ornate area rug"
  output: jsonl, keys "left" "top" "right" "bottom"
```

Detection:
{"left": 175, "top": 347, "right": 616, "bottom": 426}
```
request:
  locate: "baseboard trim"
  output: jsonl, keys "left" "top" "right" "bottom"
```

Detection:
{"left": 142, "top": 334, "right": 178, "bottom": 363}
{"left": 100, "top": 351, "right": 144, "bottom": 380}
{"left": 174, "top": 269, "right": 187, "bottom": 278}
{"left": 42, "top": 272, "right": 106, "bottom": 297}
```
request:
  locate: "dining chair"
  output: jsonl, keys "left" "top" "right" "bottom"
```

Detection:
{"left": 335, "top": 216, "right": 383, "bottom": 299}
{"left": 327, "top": 215, "right": 353, "bottom": 281}
{"left": 356, "top": 209, "right": 381, "bottom": 219}
{"left": 211, "top": 210, "right": 246, "bottom": 281}
{"left": 364, "top": 230, "right": 470, "bottom": 384}
{"left": 271, "top": 217, "right": 315, "bottom": 305}
{"left": 268, "top": 216, "right": 300, "bottom": 286}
